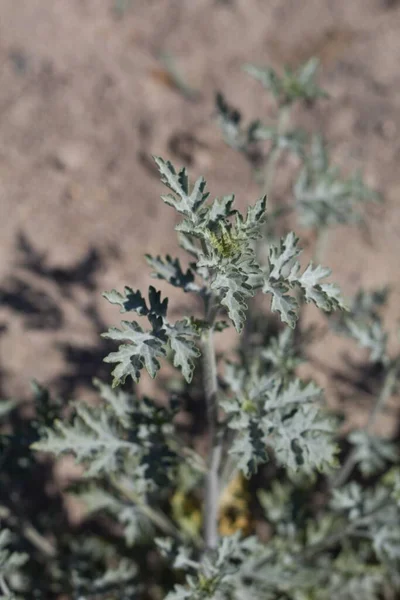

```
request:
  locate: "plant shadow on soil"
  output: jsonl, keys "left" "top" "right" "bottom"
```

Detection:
{"left": 0, "top": 232, "right": 174, "bottom": 598}
{"left": 0, "top": 231, "right": 118, "bottom": 398}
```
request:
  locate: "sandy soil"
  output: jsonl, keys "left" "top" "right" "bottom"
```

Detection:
{"left": 0, "top": 0, "right": 400, "bottom": 431}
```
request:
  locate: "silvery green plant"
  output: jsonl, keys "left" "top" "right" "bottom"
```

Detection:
{"left": 0, "top": 61, "right": 398, "bottom": 600}
{"left": 14, "top": 145, "right": 396, "bottom": 600}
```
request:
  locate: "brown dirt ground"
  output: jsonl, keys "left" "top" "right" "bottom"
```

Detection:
{"left": 1, "top": 0, "right": 400, "bottom": 432}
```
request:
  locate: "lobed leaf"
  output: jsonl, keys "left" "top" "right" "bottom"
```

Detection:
{"left": 32, "top": 403, "right": 136, "bottom": 477}
{"left": 294, "top": 134, "right": 380, "bottom": 229}
{"left": 154, "top": 156, "right": 209, "bottom": 219}
{"left": 145, "top": 254, "right": 199, "bottom": 292}
{"left": 244, "top": 57, "right": 327, "bottom": 106}
{"left": 265, "top": 404, "right": 338, "bottom": 474}
{"left": 165, "top": 319, "right": 201, "bottom": 383}
{"left": 222, "top": 363, "right": 336, "bottom": 478}
{"left": 264, "top": 232, "right": 347, "bottom": 327}
{"left": 103, "top": 322, "right": 166, "bottom": 386}
{"left": 103, "top": 286, "right": 199, "bottom": 384}
{"left": 348, "top": 430, "right": 398, "bottom": 477}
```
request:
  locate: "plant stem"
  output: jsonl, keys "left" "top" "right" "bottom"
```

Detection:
{"left": 262, "top": 105, "right": 290, "bottom": 198}
{"left": 110, "top": 476, "right": 184, "bottom": 542}
{"left": 220, "top": 433, "right": 239, "bottom": 489}
{"left": 0, "top": 504, "right": 57, "bottom": 558}
{"left": 0, "top": 576, "right": 10, "bottom": 597}
{"left": 365, "top": 363, "right": 397, "bottom": 431}
{"left": 201, "top": 322, "right": 222, "bottom": 551}
{"left": 313, "top": 227, "right": 329, "bottom": 263}
{"left": 331, "top": 364, "right": 398, "bottom": 488}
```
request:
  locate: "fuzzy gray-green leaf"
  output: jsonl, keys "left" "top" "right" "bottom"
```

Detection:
{"left": 265, "top": 404, "right": 338, "bottom": 474}
{"left": 145, "top": 254, "right": 199, "bottom": 292}
{"left": 165, "top": 319, "right": 201, "bottom": 383}
{"left": 102, "top": 287, "right": 148, "bottom": 315}
{"left": 263, "top": 280, "right": 299, "bottom": 328}
{"left": 264, "top": 232, "right": 346, "bottom": 325}
{"left": 32, "top": 403, "right": 137, "bottom": 477}
{"left": 103, "top": 321, "right": 166, "bottom": 386}
{"left": 154, "top": 156, "right": 209, "bottom": 218}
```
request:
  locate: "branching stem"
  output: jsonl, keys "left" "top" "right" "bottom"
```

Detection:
{"left": 110, "top": 476, "right": 185, "bottom": 542}
{"left": 0, "top": 504, "right": 56, "bottom": 558}
{"left": 220, "top": 433, "right": 239, "bottom": 489}
{"left": 201, "top": 322, "right": 222, "bottom": 551}
{"left": 0, "top": 575, "right": 10, "bottom": 597}
{"left": 262, "top": 105, "right": 290, "bottom": 198}
{"left": 313, "top": 227, "right": 329, "bottom": 263}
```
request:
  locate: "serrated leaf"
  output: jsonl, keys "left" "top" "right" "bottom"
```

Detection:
{"left": 223, "top": 364, "right": 335, "bottom": 478}
{"left": 210, "top": 267, "right": 253, "bottom": 332}
{"left": 178, "top": 232, "right": 201, "bottom": 258}
{"left": 296, "top": 263, "right": 346, "bottom": 312}
{"left": 165, "top": 320, "right": 201, "bottom": 383}
{"left": 154, "top": 156, "right": 209, "bottom": 218}
{"left": 238, "top": 195, "right": 267, "bottom": 235}
{"left": 349, "top": 430, "right": 398, "bottom": 477}
{"left": 92, "top": 378, "right": 134, "bottom": 427}
{"left": 265, "top": 404, "right": 338, "bottom": 474}
{"left": 331, "top": 287, "right": 389, "bottom": 363}
{"left": 102, "top": 287, "right": 148, "bottom": 315}
{"left": 264, "top": 232, "right": 346, "bottom": 325}
{"left": 243, "top": 64, "right": 282, "bottom": 97}
{"left": 215, "top": 92, "right": 245, "bottom": 153}
{"left": 206, "top": 195, "right": 236, "bottom": 224}
{"left": 103, "top": 321, "right": 166, "bottom": 386}
{"left": 330, "top": 482, "right": 388, "bottom": 521}
{"left": 263, "top": 280, "right": 299, "bottom": 328}
{"left": 90, "top": 558, "right": 137, "bottom": 590}
{"left": 166, "top": 533, "right": 261, "bottom": 600}
{"left": 244, "top": 57, "right": 327, "bottom": 106}
{"left": 373, "top": 524, "right": 400, "bottom": 563}
{"left": 258, "top": 481, "right": 293, "bottom": 525}
{"left": 264, "top": 378, "right": 322, "bottom": 411}
{"left": 346, "top": 320, "right": 388, "bottom": 363}
{"left": 229, "top": 421, "right": 269, "bottom": 478}
{"left": 104, "top": 285, "right": 200, "bottom": 385}
{"left": 145, "top": 254, "right": 198, "bottom": 292}
{"left": 294, "top": 134, "right": 380, "bottom": 229}
{"left": 268, "top": 232, "right": 301, "bottom": 280}
{"left": 32, "top": 402, "right": 136, "bottom": 477}
{"left": 261, "top": 327, "right": 303, "bottom": 377}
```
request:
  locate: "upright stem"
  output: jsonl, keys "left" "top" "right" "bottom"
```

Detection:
{"left": 0, "top": 576, "right": 10, "bottom": 597}
{"left": 201, "top": 323, "right": 222, "bottom": 551}
{"left": 331, "top": 363, "right": 398, "bottom": 488}
{"left": 313, "top": 227, "right": 329, "bottom": 264}
{"left": 365, "top": 364, "right": 397, "bottom": 432}
{"left": 0, "top": 504, "right": 56, "bottom": 558}
{"left": 262, "top": 105, "right": 290, "bottom": 198}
